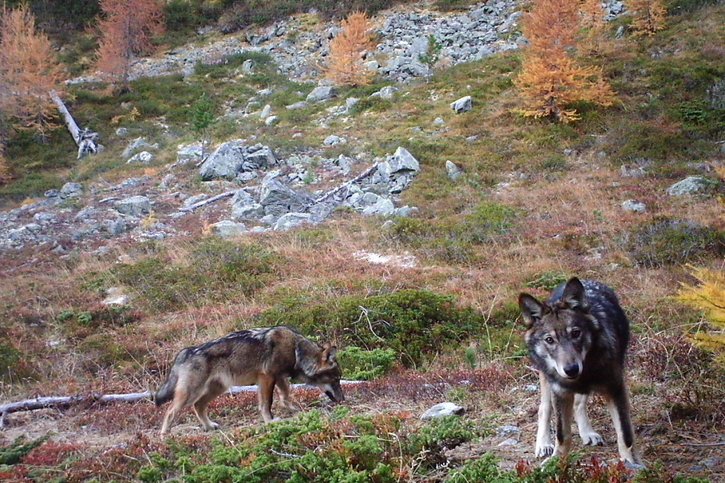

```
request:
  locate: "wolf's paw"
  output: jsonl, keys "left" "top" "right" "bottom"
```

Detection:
{"left": 205, "top": 422, "right": 220, "bottom": 431}
{"left": 535, "top": 443, "right": 554, "bottom": 458}
{"left": 581, "top": 431, "right": 604, "bottom": 446}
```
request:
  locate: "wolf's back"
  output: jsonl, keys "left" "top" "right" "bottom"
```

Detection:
{"left": 153, "top": 347, "right": 193, "bottom": 406}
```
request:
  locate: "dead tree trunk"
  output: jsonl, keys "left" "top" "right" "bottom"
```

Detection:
{"left": 50, "top": 90, "right": 99, "bottom": 159}
{"left": 0, "top": 381, "right": 363, "bottom": 427}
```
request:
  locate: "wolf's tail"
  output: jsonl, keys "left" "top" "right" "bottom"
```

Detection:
{"left": 151, "top": 348, "right": 192, "bottom": 406}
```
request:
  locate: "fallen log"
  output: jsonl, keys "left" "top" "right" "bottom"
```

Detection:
{"left": 0, "top": 381, "right": 363, "bottom": 427}
{"left": 50, "top": 90, "right": 100, "bottom": 160}
{"left": 314, "top": 162, "right": 379, "bottom": 204}
{"left": 178, "top": 190, "right": 236, "bottom": 213}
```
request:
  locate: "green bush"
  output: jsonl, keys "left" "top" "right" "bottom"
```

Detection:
{"left": 0, "top": 343, "right": 21, "bottom": 381}
{"left": 337, "top": 346, "right": 397, "bottom": 380}
{"left": 256, "top": 289, "right": 484, "bottom": 367}
{"left": 108, "top": 238, "right": 280, "bottom": 312}
{"left": 626, "top": 219, "right": 724, "bottom": 268}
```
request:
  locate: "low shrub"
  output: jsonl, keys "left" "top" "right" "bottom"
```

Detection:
{"left": 255, "top": 289, "right": 485, "bottom": 367}
{"left": 106, "top": 238, "right": 280, "bottom": 312}
{"left": 626, "top": 219, "right": 724, "bottom": 268}
{"left": 337, "top": 346, "right": 397, "bottom": 380}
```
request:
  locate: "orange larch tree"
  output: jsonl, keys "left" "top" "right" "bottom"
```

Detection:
{"left": 515, "top": 0, "right": 616, "bottom": 123}
{"left": 628, "top": 0, "right": 667, "bottom": 36}
{"left": 0, "top": 4, "right": 65, "bottom": 139}
{"left": 95, "top": 0, "right": 165, "bottom": 89}
{"left": 579, "top": 0, "right": 608, "bottom": 55}
{"left": 326, "top": 11, "right": 376, "bottom": 87}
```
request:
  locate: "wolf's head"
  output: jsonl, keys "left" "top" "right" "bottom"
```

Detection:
{"left": 518, "top": 277, "right": 599, "bottom": 382}
{"left": 295, "top": 339, "right": 345, "bottom": 403}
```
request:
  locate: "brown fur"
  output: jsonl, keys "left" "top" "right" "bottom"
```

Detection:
{"left": 153, "top": 326, "right": 343, "bottom": 435}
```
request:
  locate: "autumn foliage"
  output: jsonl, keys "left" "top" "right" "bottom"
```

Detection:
{"left": 515, "top": 0, "right": 616, "bottom": 123}
{"left": 629, "top": 0, "right": 667, "bottom": 36}
{"left": 95, "top": 0, "right": 165, "bottom": 88}
{"left": 677, "top": 266, "right": 725, "bottom": 366}
{"left": 326, "top": 12, "right": 376, "bottom": 86}
{"left": 0, "top": 4, "right": 65, "bottom": 137}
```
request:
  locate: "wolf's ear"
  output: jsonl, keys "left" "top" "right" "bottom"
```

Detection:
{"left": 327, "top": 346, "right": 338, "bottom": 364}
{"left": 519, "top": 293, "right": 545, "bottom": 329}
{"left": 295, "top": 339, "right": 321, "bottom": 377}
{"left": 561, "top": 277, "right": 588, "bottom": 310}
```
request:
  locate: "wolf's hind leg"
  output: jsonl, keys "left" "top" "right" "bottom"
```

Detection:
{"left": 161, "top": 387, "right": 191, "bottom": 436}
{"left": 193, "top": 380, "right": 226, "bottom": 431}
{"left": 574, "top": 394, "right": 604, "bottom": 446}
{"left": 257, "top": 374, "right": 276, "bottom": 423}
{"left": 535, "top": 372, "right": 554, "bottom": 458}
{"left": 276, "top": 377, "right": 302, "bottom": 412}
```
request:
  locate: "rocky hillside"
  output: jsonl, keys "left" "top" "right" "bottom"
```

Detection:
{"left": 0, "top": 0, "right": 723, "bottom": 481}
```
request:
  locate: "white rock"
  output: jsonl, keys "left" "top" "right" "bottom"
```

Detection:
{"left": 421, "top": 402, "right": 465, "bottom": 420}
{"left": 450, "top": 96, "right": 473, "bottom": 113}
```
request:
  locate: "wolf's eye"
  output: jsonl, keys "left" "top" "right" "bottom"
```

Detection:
{"left": 571, "top": 328, "right": 581, "bottom": 339}
{"left": 545, "top": 336, "right": 555, "bottom": 345}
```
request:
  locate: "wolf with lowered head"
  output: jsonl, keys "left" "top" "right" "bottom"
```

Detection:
{"left": 518, "top": 277, "right": 642, "bottom": 466}
{"left": 153, "top": 326, "right": 344, "bottom": 435}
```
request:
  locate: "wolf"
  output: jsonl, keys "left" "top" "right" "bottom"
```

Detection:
{"left": 518, "top": 277, "right": 641, "bottom": 465}
{"left": 152, "top": 326, "right": 344, "bottom": 435}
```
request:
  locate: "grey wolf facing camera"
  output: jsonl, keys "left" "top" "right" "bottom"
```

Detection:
{"left": 519, "top": 277, "right": 642, "bottom": 466}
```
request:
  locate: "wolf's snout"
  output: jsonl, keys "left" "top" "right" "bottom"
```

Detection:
{"left": 564, "top": 364, "right": 580, "bottom": 378}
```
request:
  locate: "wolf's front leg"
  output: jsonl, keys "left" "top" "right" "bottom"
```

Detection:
{"left": 606, "top": 385, "right": 643, "bottom": 467}
{"left": 535, "top": 372, "right": 554, "bottom": 457}
{"left": 276, "top": 377, "right": 303, "bottom": 412}
{"left": 574, "top": 393, "right": 604, "bottom": 446}
{"left": 549, "top": 391, "right": 574, "bottom": 463}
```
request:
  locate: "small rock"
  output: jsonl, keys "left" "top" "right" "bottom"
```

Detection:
{"left": 497, "top": 438, "right": 519, "bottom": 447}
{"left": 241, "top": 59, "right": 254, "bottom": 74}
{"left": 345, "top": 97, "right": 360, "bottom": 110}
{"left": 496, "top": 425, "right": 520, "bottom": 437}
{"left": 446, "top": 160, "right": 463, "bottom": 181}
{"left": 306, "top": 85, "right": 337, "bottom": 103}
{"left": 274, "top": 212, "right": 314, "bottom": 231}
{"left": 60, "top": 182, "right": 83, "bottom": 199}
{"left": 450, "top": 96, "right": 473, "bottom": 114}
{"left": 210, "top": 220, "right": 247, "bottom": 238}
{"left": 176, "top": 143, "right": 203, "bottom": 165}
{"left": 370, "top": 86, "right": 398, "bottom": 100}
{"left": 265, "top": 115, "right": 279, "bottom": 126}
{"left": 286, "top": 101, "right": 309, "bottom": 110}
{"left": 121, "top": 137, "right": 158, "bottom": 159}
{"left": 260, "top": 104, "right": 272, "bottom": 120}
{"left": 622, "top": 200, "right": 646, "bottom": 213}
{"left": 667, "top": 176, "right": 713, "bottom": 196}
{"left": 421, "top": 402, "right": 464, "bottom": 420}
{"left": 103, "top": 287, "right": 130, "bottom": 306}
{"left": 115, "top": 127, "right": 129, "bottom": 137}
{"left": 126, "top": 151, "right": 154, "bottom": 164}
{"left": 324, "top": 135, "right": 346, "bottom": 146}
{"left": 114, "top": 195, "right": 151, "bottom": 216}
{"left": 433, "top": 117, "right": 446, "bottom": 127}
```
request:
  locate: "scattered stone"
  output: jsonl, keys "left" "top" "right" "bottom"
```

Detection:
{"left": 306, "top": 85, "right": 337, "bottom": 103}
{"left": 345, "top": 97, "right": 360, "bottom": 110}
{"left": 370, "top": 86, "right": 398, "bottom": 100}
{"left": 199, "top": 140, "right": 276, "bottom": 180}
{"left": 433, "top": 117, "right": 446, "bottom": 127}
{"left": 286, "top": 101, "right": 309, "bottom": 110}
{"left": 323, "top": 135, "right": 346, "bottom": 146}
{"left": 620, "top": 164, "right": 647, "bottom": 178}
{"left": 446, "top": 160, "right": 463, "bottom": 181}
{"left": 260, "top": 104, "right": 272, "bottom": 120}
{"left": 265, "top": 115, "right": 279, "bottom": 126}
{"left": 667, "top": 176, "right": 713, "bottom": 196}
{"left": 274, "top": 212, "right": 314, "bottom": 231}
{"left": 114, "top": 196, "right": 151, "bottom": 216}
{"left": 241, "top": 59, "right": 255, "bottom": 74}
{"left": 259, "top": 178, "right": 312, "bottom": 217}
{"left": 231, "top": 190, "right": 265, "bottom": 220}
{"left": 622, "top": 200, "right": 646, "bottom": 213}
{"left": 60, "top": 182, "right": 83, "bottom": 199}
{"left": 176, "top": 143, "right": 203, "bottom": 166}
{"left": 497, "top": 438, "right": 519, "bottom": 447}
{"left": 421, "top": 402, "right": 464, "bottom": 420}
{"left": 102, "top": 287, "right": 130, "bottom": 306}
{"left": 496, "top": 425, "right": 520, "bottom": 437}
{"left": 126, "top": 151, "right": 154, "bottom": 164}
{"left": 44, "top": 189, "right": 60, "bottom": 198}
{"left": 115, "top": 127, "right": 129, "bottom": 137}
{"left": 121, "top": 137, "right": 158, "bottom": 159}
{"left": 210, "top": 220, "right": 247, "bottom": 238}
{"left": 451, "top": 95, "right": 473, "bottom": 114}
